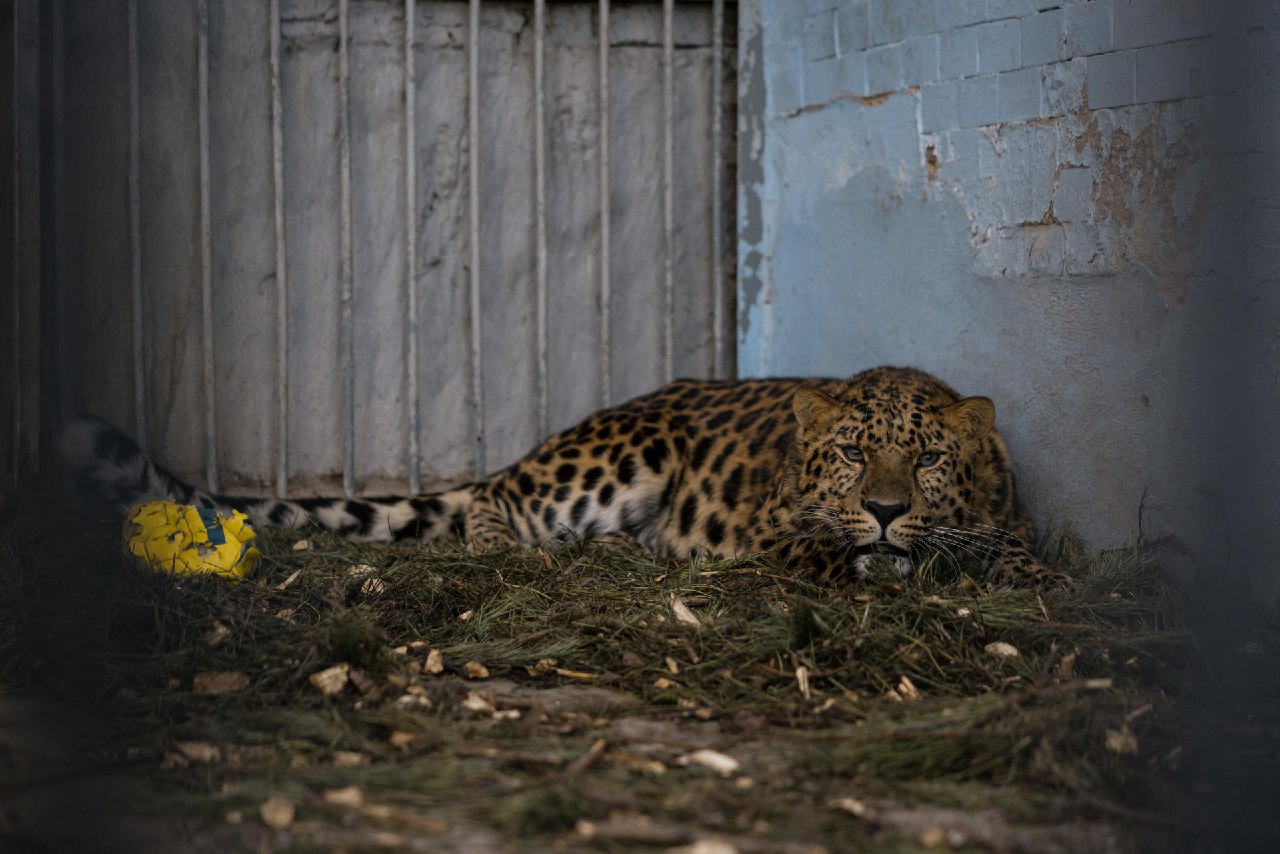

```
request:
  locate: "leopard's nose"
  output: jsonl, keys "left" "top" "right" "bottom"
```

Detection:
{"left": 862, "top": 499, "right": 908, "bottom": 528}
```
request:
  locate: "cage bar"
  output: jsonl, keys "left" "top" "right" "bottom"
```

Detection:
{"left": 197, "top": 0, "right": 219, "bottom": 492}
{"left": 468, "top": 0, "right": 486, "bottom": 477}
{"left": 662, "top": 0, "right": 674, "bottom": 382}
{"left": 533, "top": 0, "right": 548, "bottom": 439}
{"left": 597, "top": 0, "right": 611, "bottom": 407}
{"left": 338, "top": 0, "right": 355, "bottom": 496}
{"left": 128, "top": 0, "right": 147, "bottom": 449}
{"left": 270, "top": 0, "right": 289, "bottom": 498}
{"left": 404, "top": 0, "right": 421, "bottom": 493}
{"left": 711, "top": 0, "right": 725, "bottom": 379}
{"left": 10, "top": 0, "right": 35, "bottom": 475}
{"left": 51, "top": 0, "right": 68, "bottom": 423}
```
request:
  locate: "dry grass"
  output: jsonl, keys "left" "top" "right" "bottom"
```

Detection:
{"left": 0, "top": 492, "right": 1254, "bottom": 852}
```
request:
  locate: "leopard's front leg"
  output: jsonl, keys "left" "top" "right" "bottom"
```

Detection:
{"left": 984, "top": 537, "right": 1069, "bottom": 586}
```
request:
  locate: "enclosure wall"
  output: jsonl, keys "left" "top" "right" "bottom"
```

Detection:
{"left": 738, "top": 0, "right": 1279, "bottom": 598}
{"left": 9, "top": 0, "right": 736, "bottom": 498}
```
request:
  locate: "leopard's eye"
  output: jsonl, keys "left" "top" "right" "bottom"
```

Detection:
{"left": 839, "top": 445, "right": 863, "bottom": 464}
{"left": 917, "top": 450, "right": 943, "bottom": 468}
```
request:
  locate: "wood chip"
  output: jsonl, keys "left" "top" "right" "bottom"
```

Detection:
{"left": 291, "top": 539, "right": 311, "bottom": 551}
{"left": 310, "top": 663, "right": 351, "bottom": 696}
{"left": 1105, "top": 725, "right": 1138, "bottom": 755}
{"left": 395, "top": 694, "right": 433, "bottom": 711}
{"left": 424, "top": 648, "right": 445, "bottom": 674}
{"left": 576, "top": 815, "right": 692, "bottom": 845}
{"left": 679, "top": 749, "right": 740, "bottom": 776}
{"left": 896, "top": 675, "right": 921, "bottom": 701}
{"left": 920, "top": 826, "right": 954, "bottom": 848}
{"left": 193, "top": 671, "right": 249, "bottom": 694}
{"left": 174, "top": 741, "right": 220, "bottom": 763}
{"left": 259, "top": 796, "right": 296, "bottom": 830}
{"left": 361, "top": 803, "right": 447, "bottom": 834}
{"left": 1055, "top": 648, "right": 1078, "bottom": 680}
{"left": 670, "top": 594, "right": 701, "bottom": 627}
{"left": 348, "top": 668, "right": 376, "bottom": 695}
{"left": 322, "top": 786, "right": 365, "bottom": 808}
{"left": 347, "top": 563, "right": 376, "bottom": 577}
{"left": 361, "top": 577, "right": 387, "bottom": 595}
{"left": 829, "top": 797, "right": 873, "bottom": 818}
{"left": 1125, "top": 702, "right": 1154, "bottom": 723}
{"left": 665, "top": 656, "right": 681, "bottom": 675}
{"left": 275, "top": 569, "right": 302, "bottom": 589}
{"left": 668, "top": 841, "right": 740, "bottom": 854}
{"left": 796, "top": 665, "right": 811, "bottom": 700}
{"left": 332, "top": 751, "right": 370, "bottom": 768}
{"left": 460, "top": 691, "right": 496, "bottom": 714}
{"left": 564, "top": 738, "right": 608, "bottom": 777}
{"left": 553, "top": 667, "right": 595, "bottom": 679}
{"left": 205, "top": 621, "right": 231, "bottom": 647}
{"left": 526, "top": 657, "right": 558, "bottom": 676}
{"left": 463, "top": 661, "right": 490, "bottom": 679}
{"left": 985, "top": 642, "right": 1020, "bottom": 658}
{"left": 389, "top": 731, "right": 430, "bottom": 751}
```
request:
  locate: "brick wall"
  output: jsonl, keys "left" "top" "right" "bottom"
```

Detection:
{"left": 756, "top": 0, "right": 1227, "bottom": 283}
{"left": 778, "top": 1, "right": 1226, "bottom": 112}
{"left": 738, "top": 1, "right": 1274, "bottom": 595}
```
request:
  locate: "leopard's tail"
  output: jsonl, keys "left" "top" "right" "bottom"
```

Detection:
{"left": 59, "top": 417, "right": 473, "bottom": 542}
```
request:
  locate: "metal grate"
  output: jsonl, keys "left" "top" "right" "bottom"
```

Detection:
{"left": 6, "top": 0, "right": 737, "bottom": 498}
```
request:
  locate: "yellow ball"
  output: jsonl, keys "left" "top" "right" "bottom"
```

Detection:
{"left": 124, "top": 501, "right": 261, "bottom": 583}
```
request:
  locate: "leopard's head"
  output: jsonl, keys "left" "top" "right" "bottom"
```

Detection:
{"left": 787, "top": 369, "right": 1001, "bottom": 569}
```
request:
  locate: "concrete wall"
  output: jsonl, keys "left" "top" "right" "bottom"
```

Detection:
{"left": 739, "top": 1, "right": 1279, "bottom": 599}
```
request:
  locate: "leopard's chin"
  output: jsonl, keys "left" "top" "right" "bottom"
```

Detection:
{"left": 853, "top": 542, "right": 909, "bottom": 558}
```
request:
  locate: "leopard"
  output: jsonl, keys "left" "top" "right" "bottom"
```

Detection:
{"left": 62, "top": 366, "right": 1057, "bottom": 584}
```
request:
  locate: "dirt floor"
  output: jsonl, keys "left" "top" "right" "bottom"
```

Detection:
{"left": 1, "top": 500, "right": 1277, "bottom": 853}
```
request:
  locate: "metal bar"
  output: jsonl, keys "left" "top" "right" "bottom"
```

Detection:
{"left": 711, "top": 0, "right": 725, "bottom": 379}
{"left": 533, "top": 0, "right": 548, "bottom": 439}
{"left": 17, "top": 0, "right": 39, "bottom": 467}
{"left": 270, "top": 0, "right": 289, "bottom": 498}
{"left": 51, "top": 0, "right": 69, "bottom": 424}
{"left": 11, "top": 0, "right": 51, "bottom": 473}
{"left": 661, "top": 0, "right": 674, "bottom": 383}
{"left": 404, "top": 0, "right": 421, "bottom": 492}
{"left": 10, "top": 1, "right": 30, "bottom": 475}
{"left": 339, "top": 0, "right": 355, "bottom": 495}
{"left": 127, "top": 0, "right": 146, "bottom": 448}
{"left": 597, "top": 0, "right": 611, "bottom": 408}
{"left": 197, "top": 0, "right": 218, "bottom": 491}
{"left": 468, "top": 0, "right": 486, "bottom": 477}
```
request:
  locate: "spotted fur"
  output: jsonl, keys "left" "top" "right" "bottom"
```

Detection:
{"left": 62, "top": 367, "right": 1057, "bottom": 584}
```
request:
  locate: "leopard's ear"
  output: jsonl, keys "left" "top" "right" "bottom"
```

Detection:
{"left": 793, "top": 387, "right": 843, "bottom": 433}
{"left": 941, "top": 396, "right": 995, "bottom": 439}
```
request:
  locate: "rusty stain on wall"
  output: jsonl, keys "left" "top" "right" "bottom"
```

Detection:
{"left": 933, "top": 88, "right": 1211, "bottom": 300}
{"left": 1085, "top": 114, "right": 1208, "bottom": 308}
